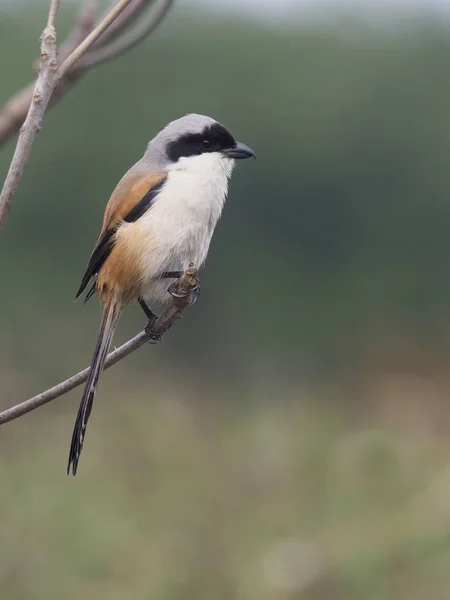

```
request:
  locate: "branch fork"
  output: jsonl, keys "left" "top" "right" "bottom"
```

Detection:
{"left": 0, "top": 0, "right": 174, "bottom": 229}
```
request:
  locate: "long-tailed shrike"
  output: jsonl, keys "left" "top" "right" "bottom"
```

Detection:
{"left": 67, "top": 113, "right": 255, "bottom": 475}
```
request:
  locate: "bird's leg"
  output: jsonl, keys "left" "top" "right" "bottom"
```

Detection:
{"left": 160, "top": 271, "right": 183, "bottom": 279}
{"left": 139, "top": 299, "right": 161, "bottom": 344}
{"left": 139, "top": 298, "right": 157, "bottom": 321}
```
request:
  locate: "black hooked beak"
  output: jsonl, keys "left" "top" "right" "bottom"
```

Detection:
{"left": 222, "top": 141, "right": 256, "bottom": 160}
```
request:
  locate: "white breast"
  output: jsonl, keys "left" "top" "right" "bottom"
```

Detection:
{"left": 140, "top": 153, "right": 234, "bottom": 303}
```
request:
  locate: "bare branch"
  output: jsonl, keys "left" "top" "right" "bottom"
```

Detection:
{"left": 0, "top": 266, "right": 198, "bottom": 426}
{"left": 59, "top": 0, "right": 136, "bottom": 78}
{"left": 0, "top": 333, "right": 148, "bottom": 425}
{"left": 47, "top": 0, "right": 61, "bottom": 29}
{"left": 81, "top": 0, "right": 175, "bottom": 68}
{"left": 0, "top": 0, "right": 174, "bottom": 231}
{"left": 0, "top": 4, "right": 60, "bottom": 229}
{"left": 0, "top": 2, "right": 96, "bottom": 145}
{"left": 91, "top": 0, "right": 153, "bottom": 49}
{"left": 0, "top": 0, "right": 173, "bottom": 149}
{"left": 0, "top": 83, "right": 37, "bottom": 148}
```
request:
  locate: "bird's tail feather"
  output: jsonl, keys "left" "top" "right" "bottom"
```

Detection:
{"left": 67, "top": 301, "right": 121, "bottom": 476}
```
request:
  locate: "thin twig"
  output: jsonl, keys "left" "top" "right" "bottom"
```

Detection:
{"left": 0, "top": 266, "right": 198, "bottom": 426}
{"left": 91, "top": 0, "right": 152, "bottom": 49}
{"left": 47, "top": 0, "right": 61, "bottom": 29}
{"left": 59, "top": 1, "right": 98, "bottom": 59}
{"left": 81, "top": 0, "right": 175, "bottom": 68}
{"left": 0, "top": 2, "right": 60, "bottom": 230}
{"left": 59, "top": 0, "right": 135, "bottom": 78}
{"left": 0, "top": 333, "right": 148, "bottom": 425}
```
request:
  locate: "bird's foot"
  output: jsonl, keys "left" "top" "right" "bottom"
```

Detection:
{"left": 168, "top": 277, "right": 200, "bottom": 305}
{"left": 145, "top": 320, "right": 162, "bottom": 344}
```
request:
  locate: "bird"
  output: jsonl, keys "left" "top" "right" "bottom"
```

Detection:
{"left": 67, "top": 113, "right": 255, "bottom": 475}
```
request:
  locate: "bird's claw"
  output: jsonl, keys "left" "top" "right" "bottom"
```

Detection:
{"left": 188, "top": 281, "right": 201, "bottom": 305}
{"left": 167, "top": 281, "right": 184, "bottom": 299}
{"left": 145, "top": 321, "right": 162, "bottom": 344}
{"left": 168, "top": 277, "right": 201, "bottom": 305}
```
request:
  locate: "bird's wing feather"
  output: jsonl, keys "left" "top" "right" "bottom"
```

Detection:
{"left": 76, "top": 171, "right": 167, "bottom": 300}
{"left": 101, "top": 171, "right": 167, "bottom": 233}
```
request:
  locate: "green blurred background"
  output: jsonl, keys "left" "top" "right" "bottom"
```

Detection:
{"left": 3, "top": 1, "right": 450, "bottom": 598}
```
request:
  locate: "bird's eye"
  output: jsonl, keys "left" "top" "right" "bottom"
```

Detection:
{"left": 201, "top": 139, "right": 212, "bottom": 149}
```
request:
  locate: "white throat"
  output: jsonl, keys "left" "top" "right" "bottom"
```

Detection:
{"left": 165, "top": 152, "right": 235, "bottom": 228}
{"left": 168, "top": 151, "right": 235, "bottom": 176}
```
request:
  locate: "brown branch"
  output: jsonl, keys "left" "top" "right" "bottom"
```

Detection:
{"left": 0, "top": 1, "right": 60, "bottom": 229}
{"left": 81, "top": 0, "right": 175, "bottom": 68}
{"left": 0, "top": 265, "right": 198, "bottom": 426}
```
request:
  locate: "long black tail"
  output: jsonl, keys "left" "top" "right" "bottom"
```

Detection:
{"left": 67, "top": 302, "right": 121, "bottom": 475}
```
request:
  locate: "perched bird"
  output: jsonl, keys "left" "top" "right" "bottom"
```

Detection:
{"left": 67, "top": 113, "right": 255, "bottom": 475}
